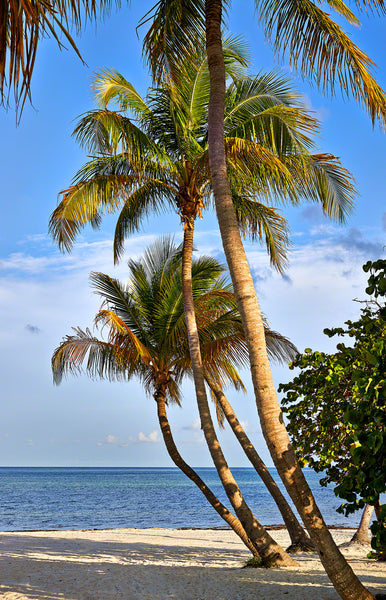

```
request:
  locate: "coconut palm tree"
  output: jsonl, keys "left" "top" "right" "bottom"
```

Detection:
{"left": 50, "top": 45, "right": 355, "bottom": 553}
{"left": 141, "top": 3, "right": 386, "bottom": 598}
{"left": 0, "top": 0, "right": 116, "bottom": 115}
{"left": 49, "top": 38, "right": 355, "bottom": 563}
{"left": 183, "top": 262, "right": 314, "bottom": 552}
{"left": 52, "top": 237, "right": 293, "bottom": 558}
{"left": 50, "top": 36, "right": 354, "bottom": 264}
{"left": 204, "top": 6, "right": 383, "bottom": 597}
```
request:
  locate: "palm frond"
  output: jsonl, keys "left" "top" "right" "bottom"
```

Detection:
{"left": 73, "top": 109, "right": 169, "bottom": 165}
{"left": 92, "top": 69, "right": 152, "bottom": 114}
{"left": 1, "top": 0, "right": 117, "bottom": 116}
{"left": 50, "top": 172, "right": 129, "bottom": 252}
{"left": 184, "top": 33, "right": 250, "bottom": 132}
{"left": 140, "top": 0, "right": 206, "bottom": 84}
{"left": 285, "top": 153, "right": 356, "bottom": 222}
{"left": 52, "top": 326, "right": 132, "bottom": 385}
{"left": 256, "top": 0, "right": 386, "bottom": 128}
{"left": 232, "top": 195, "right": 291, "bottom": 273}
{"left": 94, "top": 309, "right": 153, "bottom": 364}
{"left": 113, "top": 181, "right": 177, "bottom": 262}
{"left": 225, "top": 137, "right": 294, "bottom": 191}
{"left": 224, "top": 73, "right": 319, "bottom": 154}
{"left": 90, "top": 272, "right": 149, "bottom": 341}
{"left": 264, "top": 327, "right": 298, "bottom": 363}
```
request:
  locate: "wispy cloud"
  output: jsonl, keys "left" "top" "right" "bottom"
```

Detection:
{"left": 97, "top": 434, "right": 120, "bottom": 446}
{"left": 301, "top": 205, "right": 330, "bottom": 224}
{"left": 239, "top": 420, "right": 257, "bottom": 435}
{"left": 182, "top": 418, "right": 201, "bottom": 431}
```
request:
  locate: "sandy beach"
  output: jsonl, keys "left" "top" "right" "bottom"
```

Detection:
{"left": 0, "top": 527, "right": 385, "bottom": 599}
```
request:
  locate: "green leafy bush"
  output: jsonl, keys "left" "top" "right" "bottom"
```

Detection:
{"left": 280, "top": 259, "right": 385, "bottom": 559}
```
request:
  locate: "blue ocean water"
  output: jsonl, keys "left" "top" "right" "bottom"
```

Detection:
{"left": 0, "top": 467, "right": 365, "bottom": 532}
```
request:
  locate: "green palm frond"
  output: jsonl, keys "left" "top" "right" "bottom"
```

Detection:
{"left": 73, "top": 109, "right": 170, "bottom": 166}
{"left": 225, "top": 137, "right": 294, "bottom": 191}
{"left": 321, "top": 0, "right": 360, "bottom": 24}
{"left": 255, "top": 0, "right": 386, "bottom": 127}
{"left": 113, "top": 182, "right": 177, "bottom": 263}
{"left": 224, "top": 73, "right": 319, "bottom": 154}
{"left": 92, "top": 69, "right": 152, "bottom": 114}
{"left": 50, "top": 155, "right": 176, "bottom": 253}
{"left": 50, "top": 174, "right": 129, "bottom": 253}
{"left": 285, "top": 153, "right": 356, "bottom": 222}
{"left": 140, "top": 0, "right": 206, "bottom": 84}
{"left": 182, "top": 33, "right": 250, "bottom": 133}
{"left": 231, "top": 196, "right": 290, "bottom": 273}
{"left": 94, "top": 309, "right": 153, "bottom": 364}
{"left": 90, "top": 272, "right": 150, "bottom": 343}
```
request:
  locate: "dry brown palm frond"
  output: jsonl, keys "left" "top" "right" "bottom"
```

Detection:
{"left": 1, "top": 0, "right": 115, "bottom": 116}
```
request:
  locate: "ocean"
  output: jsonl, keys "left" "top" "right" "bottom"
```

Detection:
{"left": 0, "top": 466, "right": 365, "bottom": 532}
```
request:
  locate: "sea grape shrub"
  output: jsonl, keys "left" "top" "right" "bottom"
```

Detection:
{"left": 279, "top": 259, "right": 386, "bottom": 559}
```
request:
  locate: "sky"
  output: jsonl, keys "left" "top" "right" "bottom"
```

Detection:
{"left": 0, "top": 2, "right": 385, "bottom": 468}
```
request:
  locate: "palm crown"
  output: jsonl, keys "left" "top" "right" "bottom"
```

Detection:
{"left": 49, "top": 35, "right": 355, "bottom": 272}
{"left": 141, "top": 0, "right": 386, "bottom": 128}
{"left": 52, "top": 236, "right": 297, "bottom": 404}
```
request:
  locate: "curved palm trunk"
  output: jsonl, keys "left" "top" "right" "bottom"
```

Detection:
{"left": 208, "top": 379, "right": 314, "bottom": 552}
{"left": 349, "top": 505, "right": 373, "bottom": 545}
{"left": 154, "top": 389, "right": 259, "bottom": 556}
{"left": 205, "top": 0, "right": 374, "bottom": 597}
{"left": 181, "top": 224, "right": 296, "bottom": 567}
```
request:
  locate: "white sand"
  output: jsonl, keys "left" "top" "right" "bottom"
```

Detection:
{"left": 0, "top": 527, "right": 385, "bottom": 599}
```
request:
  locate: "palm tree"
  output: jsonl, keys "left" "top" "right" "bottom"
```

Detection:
{"left": 49, "top": 42, "right": 356, "bottom": 558}
{"left": 207, "top": 380, "right": 314, "bottom": 552}
{"left": 204, "top": 5, "right": 383, "bottom": 597}
{"left": 182, "top": 259, "right": 314, "bottom": 552}
{"left": 141, "top": 2, "right": 386, "bottom": 598}
{"left": 52, "top": 237, "right": 290, "bottom": 558}
{"left": 49, "top": 38, "right": 356, "bottom": 563}
{"left": 50, "top": 37, "right": 354, "bottom": 264}
{"left": 0, "top": 0, "right": 116, "bottom": 116}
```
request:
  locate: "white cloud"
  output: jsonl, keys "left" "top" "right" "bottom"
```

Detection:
{"left": 245, "top": 233, "right": 384, "bottom": 358}
{"left": 106, "top": 434, "right": 118, "bottom": 444}
{"left": 96, "top": 434, "right": 120, "bottom": 446}
{"left": 0, "top": 233, "right": 161, "bottom": 279}
{"left": 138, "top": 430, "right": 160, "bottom": 443}
{"left": 239, "top": 420, "right": 257, "bottom": 434}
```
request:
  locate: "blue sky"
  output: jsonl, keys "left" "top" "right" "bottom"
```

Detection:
{"left": 0, "top": 2, "right": 385, "bottom": 467}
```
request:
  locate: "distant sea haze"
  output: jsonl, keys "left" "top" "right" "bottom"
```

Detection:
{"left": 0, "top": 467, "right": 367, "bottom": 532}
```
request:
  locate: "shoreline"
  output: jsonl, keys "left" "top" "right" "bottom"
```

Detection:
{"left": 0, "top": 524, "right": 358, "bottom": 534}
{"left": 0, "top": 527, "right": 384, "bottom": 599}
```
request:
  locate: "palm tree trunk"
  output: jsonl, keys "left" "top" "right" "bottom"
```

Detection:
{"left": 350, "top": 505, "right": 373, "bottom": 544}
{"left": 155, "top": 389, "right": 259, "bottom": 556}
{"left": 208, "top": 379, "right": 314, "bottom": 552}
{"left": 205, "top": 0, "right": 374, "bottom": 597}
{"left": 181, "top": 223, "right": 296, "bottom": 567}
{"left": 374, "top": 499, "right": 382, "bottom": 520}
